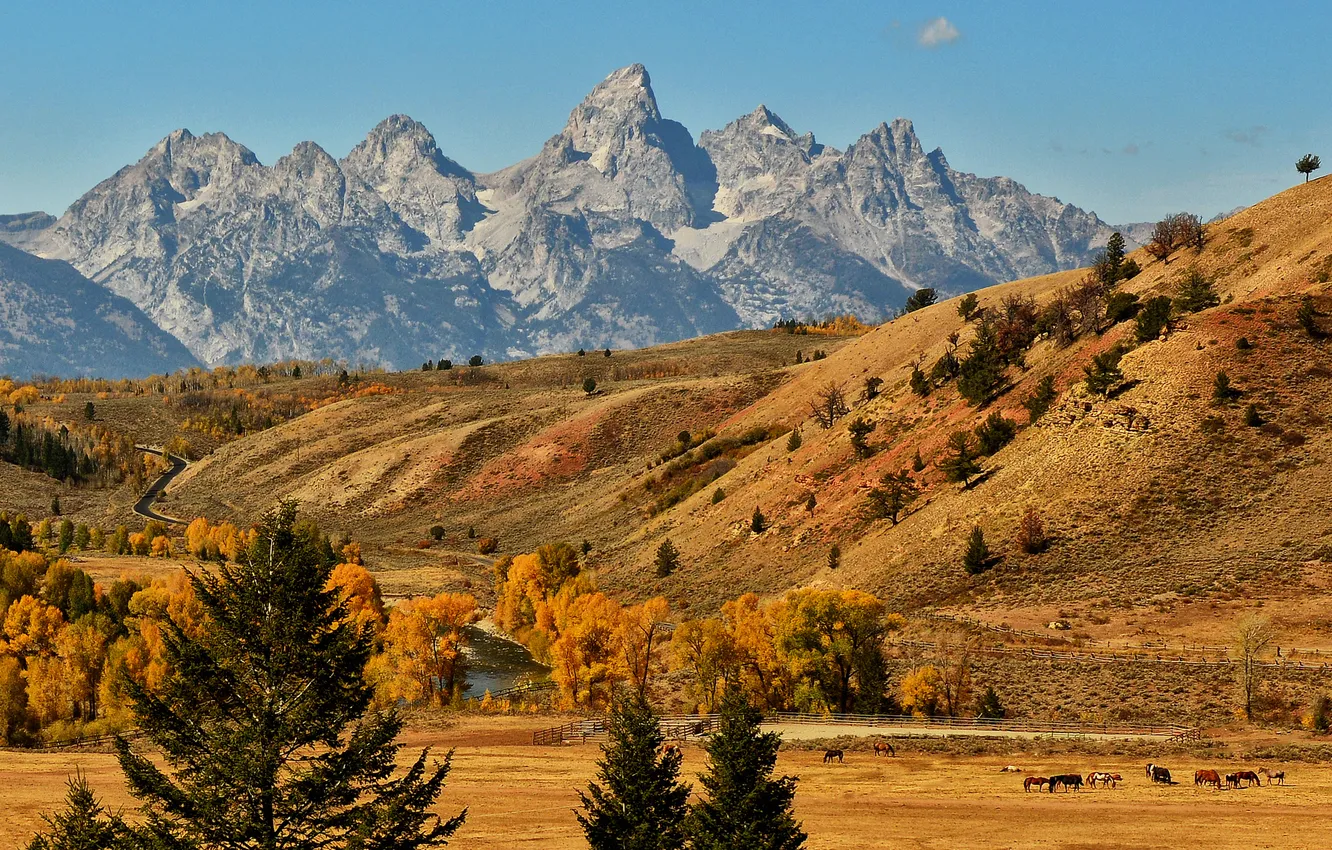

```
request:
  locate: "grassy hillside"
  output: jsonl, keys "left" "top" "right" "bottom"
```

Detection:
{"left": 9, "top": 178, "right": 1332, "bottom": 653}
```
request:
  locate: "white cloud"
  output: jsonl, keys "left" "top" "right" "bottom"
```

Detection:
{"left": 918, "top": 17, "right": 960, "bottom": 48}
{"left": 1225, "top": 126, "right": 1269, "bottom": 146}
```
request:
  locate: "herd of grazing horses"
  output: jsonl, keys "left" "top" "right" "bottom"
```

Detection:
{"left": 1024, "top": 763, "right": 1288, "bottom": 792}
{"left": 821, "top": 742, "right": 896, "bottom": 763}
{"left": 811, "top": 746, "right": 1289, "bottom": 794}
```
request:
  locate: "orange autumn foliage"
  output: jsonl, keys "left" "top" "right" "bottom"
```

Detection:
{"left": 379, "top": 593, "right": 479, "bottom": 706}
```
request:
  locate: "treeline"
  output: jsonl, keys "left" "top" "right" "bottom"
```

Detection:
{"left": 20, "top": 358, "right": 360, "bottom": 398}
{"left": 0, "top": 547, "right": 195, "bottom": 745}
{"left": 171, "top": 388, "right": 311, "bottom": 440}
{"left": 772, "top": 314, "right": 874, "bottom": 336}
{"left": 491, "top": 542, "right": 905, "bottom": 714}
{"left": 0, "top": 411, "right": 142, "bottom": 486}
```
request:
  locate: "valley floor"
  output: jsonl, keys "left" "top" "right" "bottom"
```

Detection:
{"left": 4, "top": 716, "right": 1329, "bottom": 849}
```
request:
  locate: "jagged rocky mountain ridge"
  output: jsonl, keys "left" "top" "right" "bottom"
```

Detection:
{"left": 5, "top": 64, "right": 1125, "bottom": 370}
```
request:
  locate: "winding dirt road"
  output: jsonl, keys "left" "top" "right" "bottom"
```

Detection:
{"left": 132, "top": 446, "right": 188, "bottom": 524}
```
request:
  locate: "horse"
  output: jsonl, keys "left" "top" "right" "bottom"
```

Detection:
{"left": 873, "top": 741, "right": 896, "bottom": 758}
{"left": 1224, "top": 773, "right": 1238, "bottom": 789}
{"left": 1049, "top": 774, "right": 1083, "bottom": 792}
{"left": 1145, "top": 763, "right": 1155, "bottom": 779}
{"left": 1194, "top": 769, "right": 1222, "bottom": 789}
{"left": 660, "top": 743, "right": 681, "bottom": 757}
{"left": 1150, "top": 766, "right": 1172, "bottom": 784}
{"left": 823, "top": 749, "right": 844, "bottom": 764}
{"left": 1024, "top": 776, "right": 1049, "bottom": 792}
{"left": 1258, "top": 768, "right": 1285, "bottom": 786}
{"left": 1087, "top": 772, "right": 1118, "bottom": 788}
{"left": 1235, "top": 770, "right": 1261, "bottom": 787}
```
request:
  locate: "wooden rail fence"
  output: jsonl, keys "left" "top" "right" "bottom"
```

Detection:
{"left": 532, "top": 712, "right": 1200, "bottom": 746}
{"left": 914, "top": 612, "right": 1332, "bottom": 663}
{"left": 890, "top": 636, "right": 1332, "bottom": 670}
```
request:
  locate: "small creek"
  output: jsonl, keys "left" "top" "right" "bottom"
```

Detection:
{"left": 460, "top": 623, "right": 550, "bottom": 698}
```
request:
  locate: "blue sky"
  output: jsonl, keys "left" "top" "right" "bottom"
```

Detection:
{"left": 1, "top": 0, "right": 1325, "bottom": 224}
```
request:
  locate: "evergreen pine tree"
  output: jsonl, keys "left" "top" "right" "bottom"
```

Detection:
{"left": 687, "top": 689, "right": 806, "bottom": 850}
{"left": 577, "top": 692, "right": 689, "bottom": 850}
{"left": 112, "top": 500, "right": 465, "bottom": 848}
{"left": 26, "top": 773, "right": 125, "bottom": 850}
{"left": 962, "top": 526, "right": 993, "bottom": 575}
{"left": 655, "top": 539, "right": 680, "bottom": 578}
{"left": 1135, "top": 296, "right": 1174, "bottom": 342}
{"left": 826, "top": 544, "right": 840, "bottom": 571}
{"left": 902, "top": 288, "right": 937, "bottom": 313}
{"left": 847, "top": 417, "right": 876, "bottom": 459}
{"left": 956, "top": 322, "right": 1006, "bottom": 405}
{"left": 909, "top": 364, "right": 931, "bottom": 396}
{"left": 751, "top": 506, "right": 767, "bottom": 534}
{"left": 956, "top": 292, "right": 979, "bottom": 321}
{"left": 786, "top": 428, "right": 802, "bottom": 452}
{"left": 1102, "top": 232, "right": 1126, "bottom": 284}
{"left": 1083, "top": 346, "right": 1125, "bottom": 397}
{"left": 911, "top": 450, "right": 926, "bottom": 472}
{"left": 1297, "top": 153, "right": 1321, "bottom": 183}
{"left": 939, "top": 431, "right": 982, "bottom": 487}
{"left": 865, "top": 470, "right": 919, "bottom": 525}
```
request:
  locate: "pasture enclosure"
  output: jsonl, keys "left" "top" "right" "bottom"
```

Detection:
{"left": 4, "top": 714, "right": 1327, "bottom": 850}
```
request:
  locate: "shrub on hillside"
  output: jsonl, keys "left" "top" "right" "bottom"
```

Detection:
{"left": 1105, "top": 291, "right": 1140, "bottom": 325}
{"left": 1015, "top": 508, "right": 1048, "bottom": 555}
{"left": 974, "top": 411, "right": 1017, "bottom": 456}
{"left": 1174, "top": 267, "right": 1220, "bottom": 314}
{"left": 1135, "top": 296, "right": 1173, "bottom": 342}
{"left": 1023, "top": 375, "right": 1058, "bottom": 422}
{"left": 477, "top": 537, "right": 499, "bottom": 555}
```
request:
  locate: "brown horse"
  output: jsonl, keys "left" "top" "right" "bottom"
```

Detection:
{"left": 1195, "top": 769, "right": 1222, "bottom": 789}
{"left": 1235, "top": 770, "right": 1261, "bottom": 787}
{"left": 1258, "top": 768, "right": 1286, "bottom": 786}
{"left": 873, "top": 741, "right": 896, "bottom": 758}
{"left": 1024, "top": 776, "right": 1048, "bottom": 792}
{"left": 823, "top": 749, "right": 844, "bottom": 764}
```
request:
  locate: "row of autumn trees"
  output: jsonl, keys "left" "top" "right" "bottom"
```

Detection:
{"left": 0, "top": 514, "right": 486, "bottom": 746}
{"left": 493, "top": 542, "right": 899, "bottom": 713}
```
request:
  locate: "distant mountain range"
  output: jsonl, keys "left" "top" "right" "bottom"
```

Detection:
{"left": 0, "top": 241, "right": 198, "bottom": 378}
{"left": 1, "top": 64, "right": 1132, "bottom": 373}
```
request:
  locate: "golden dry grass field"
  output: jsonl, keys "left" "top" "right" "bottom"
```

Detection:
{"left": 3, "top": 716, "right": 1328, "bottom": 850}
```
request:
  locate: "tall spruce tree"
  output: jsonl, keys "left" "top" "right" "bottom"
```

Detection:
{"left": 576, "top": 692, "right": 690, "bottom": 850}
{"left": 113, "top": 500, "right": 465, "bottom": 849}
{"left": 688, "top": 689, "right": 806, "bottom": 850}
